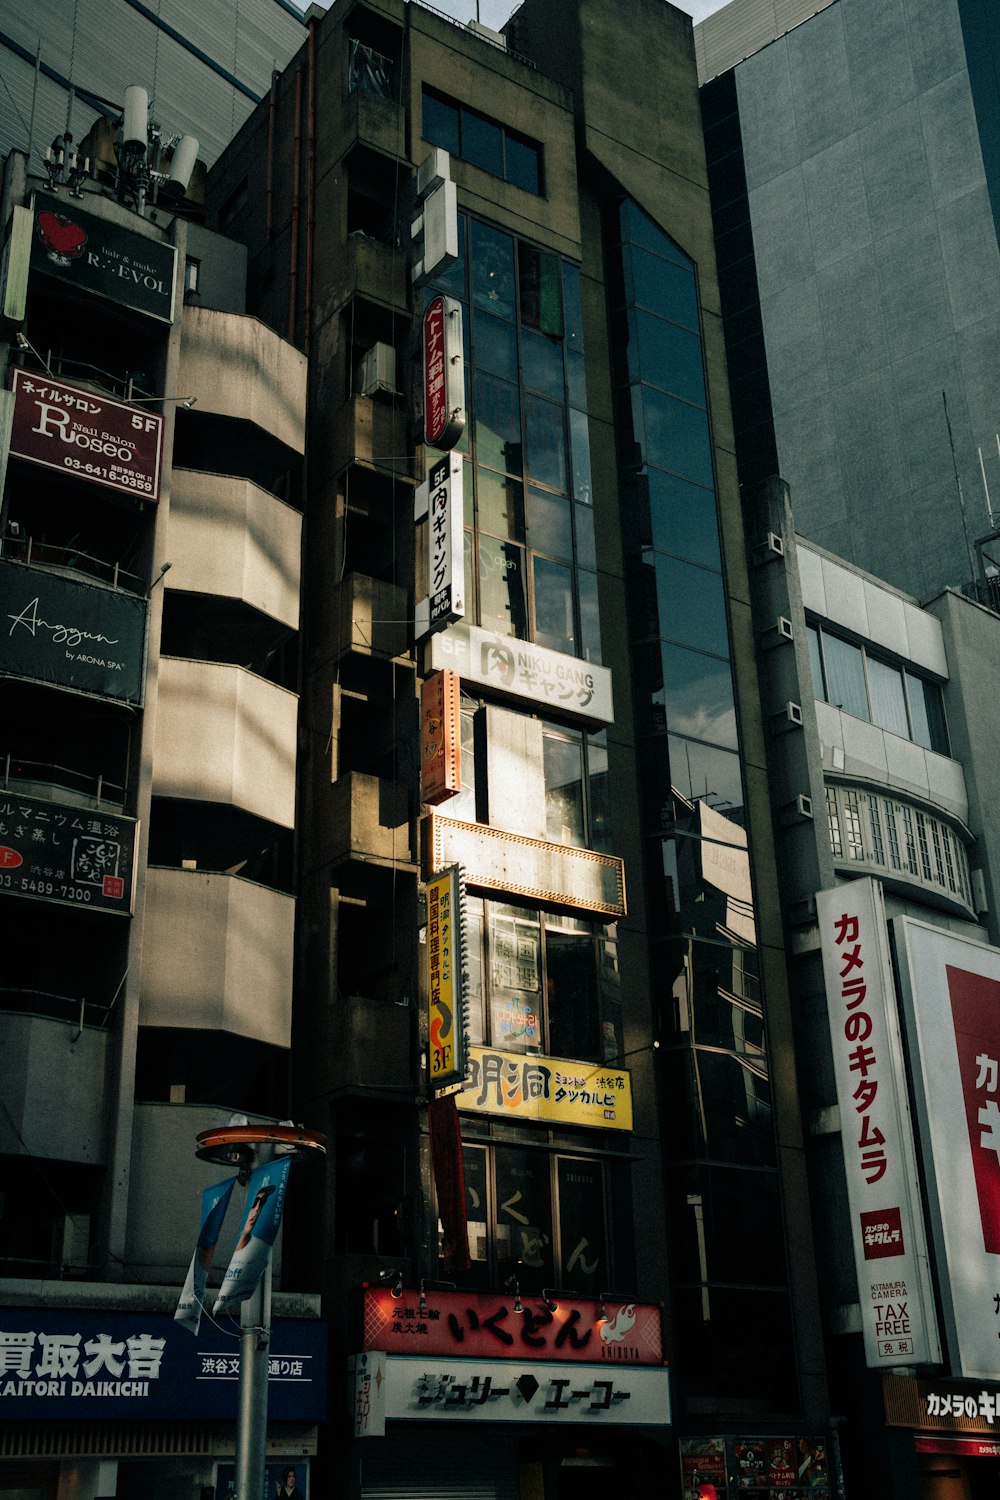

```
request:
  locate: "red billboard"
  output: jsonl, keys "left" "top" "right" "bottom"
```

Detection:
{"left": 423, "top": 294, "right": 464, "bottom": 450}
{"left": 9, "top": 368, "right": 164, "bottom": 502}
{"left": 363, "top": 1288, "right": 663, "bottom": 1365}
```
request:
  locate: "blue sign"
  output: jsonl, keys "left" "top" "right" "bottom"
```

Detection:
{"left": 0, "top": 1309, "right": 326, "bottom": 1421}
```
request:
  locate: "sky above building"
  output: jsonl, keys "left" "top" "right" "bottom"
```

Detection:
{"left": 319, "top": 0, "right": 731, "bottom": 27}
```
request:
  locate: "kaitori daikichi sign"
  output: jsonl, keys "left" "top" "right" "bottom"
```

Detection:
{"left": 9, "top": 368, "right": 163, "bottom": 502}
{"left": 817, "top": 882, "right": 939, "bottom": 1369}
{"left": 894, "top": 918, "right": 1000, "bottom": 1377}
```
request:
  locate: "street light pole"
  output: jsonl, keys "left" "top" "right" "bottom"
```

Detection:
{"left": 236, "top": 1253, "right": 272, "bottom": 1500}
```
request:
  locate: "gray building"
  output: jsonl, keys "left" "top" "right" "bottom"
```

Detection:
{"left": 700, "top": 0, "right": 1000, "bottom": 601}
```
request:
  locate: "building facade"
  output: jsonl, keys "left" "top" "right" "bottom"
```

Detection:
{"left": 0, "top": 130, "right": 324, "bottom": 1496}
{"left": 207, "top": 1, "right": 829, "bottom": 1497}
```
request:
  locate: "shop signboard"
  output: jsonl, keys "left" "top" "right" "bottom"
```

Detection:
{"left": 893, "top": 917, "right": 1000, "bottom": 1378}
{"left": 363, "top": 1287, "right": 663, "bottom": 1365}
{"left": 421, "top": 668, "right": 461, "bottom": 804}
{"left": 422, "top": 293, "right": 464, "bottom": 449}
{"left": 426, "top": 864, "right": 469, "bottom": 1091}
{"left": 425, "top": 813, "right": 626, "bottom": 919}
{"left": 458, "top": 1046, "right": 632, "bottom": 1131}
{"left": 363, "top": 1354, "right": 670, "bottom": 1427}
{"left": 427, "top": 622, "right": 614, "bottom": 729}
{"left": 1, "top": 556, "right": 147, "bottom": 704}
{"left": 10, "top": 367, "right": 164, "bottom": 501}
{"left": 680, "top": 1434, "right": 829, "bottom": 1498}
{"left": 0, "top": 1310, "right": 326, "bottom": 1420}
{"left": 0, "top": 789, "right": 137, "bottom": 915}
{"left": 816, "top": 881, "right": 939, "bottom": 1368}
{"left": 415, "top": 452, "right": 464, "bottom": 638}
{"left": 31, "top": 192, "right": 177, "bottom": 322}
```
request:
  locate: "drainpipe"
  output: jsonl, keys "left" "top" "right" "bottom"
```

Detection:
{"left": 288, "top": 67, "right": 303, "bottom": 345}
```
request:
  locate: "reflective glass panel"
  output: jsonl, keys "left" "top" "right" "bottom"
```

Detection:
{"left": 475, "top": 370, "right": 522, "bottom": 475}
{"left": 622, "top": 243, "right": 700, "bottom": 330}
{"left": 532, "top": 555, "right": 575, "bottom": 655}
{"left": 505, "top": 133, "right": 540, "bottom": 194}
{"left": 649, "top": 643, "right": 738, "bottom": 746}
{"left": 578, "top": 568, "right": 602, "bottom": 663}
{"left": 667, "top": 736, "right": 745, "bottom": 820}
{"left": 562, "top": 262, "right": 585, "bottom": 353}
{"left": 463, "top": 1144, "right": 490, "bottom": 1280}
{"left": 519, "top": 243, "right": 563, "bottom": 334}
{"left": 556, "top": 1159, "right": 605, "bottom": 1294}
{"left": 631, "top": 308, "right": 706, "bottom": 406}
{"left": 489, "top": 909, "right": 542, "bottom": 1053}
{"left": 645, "top": 468, "right": 720, "bottom": 567}
{"left": 543, "top": 729, "right": 585, "bottom": 846}
{"left": 620, "top": 200, "right": 694, "bottom": 268}
{"left": 474, "top": 307, "right": 517, "bottom": 380}
{"left": 575, "top": 503, "right": 596, "bottom": 569}
{"left": 867, "top": 656, "right": 908, "bottom": 738}
{"left": 636, "top": 386, "right": 714, "bottom": 489}
{"left": 821, "top": 632, "right": 869, "bottom": 721}
{"left": 570, "top": 408, "right": 593, "bottom": 504}
{"left": 495, "top": 1147, "right": 553, "bottom": 1281}
{"left": 477, "top": 468, "right": 525, "bottom": 542}
{"left": 423, "top": 91, "right": 459, "bottom": 155}
{"left": 588, "top": 734, "right": 612, "bottom": 855}
{"left": 479, "top": 537, "right": 527, "bottom": 637}
{"left": 806, "top": 623, "right": 825, "bottom": 699}
{"left": 547, "top": 930, "right": 601, "bottom": 1061}
{"left": 526, "top": 486, "right": 572, "bottom": 560}
{"left": 521, "top": 327, "right": 564, "bottom": 400}
{"left": 462, "top": 109, "right": 503, "bottom": 175}
{"left": 652, "top": 552, "right": 729, "bottom": 657}
{"left": 471, "top": 221, "right": 516, "bottom": 319}
{"left": 566, "top": 350, "right": 588, "bottom": 409}
{"left": 525, "top": 394, "right": 567, "bottom": 493}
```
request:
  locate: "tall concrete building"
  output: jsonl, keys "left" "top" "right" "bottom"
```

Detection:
{"left": 699, "top": 0, "right": 1000, "bottom": 601}
{"left": 204, "top": 0, "right": 830, "bottom": 1495}
{"left": 0, "top": 118, "right": 324, "bottom": 1497}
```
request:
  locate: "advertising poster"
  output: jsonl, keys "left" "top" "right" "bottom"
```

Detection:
{"left": 0, "top": 789, "right": 137, "bottom": 915}
{"left": 894, "top": 917, "right": 1000, "bottom": 1377}
{"left": 214, "top": 1159, "right": 291, "bottom": 1316}
{"left": 215, "top": 1458, "right": 309, "bottom": 1500}
{"left": 174, "top": 1176, "right": 236, "bottom": 1335}
{"left": 679, "top": 1436, "right": 829, "bottom": 1499}
{"left": 681, "top": 1436, "right": 727, "bottom": 1499}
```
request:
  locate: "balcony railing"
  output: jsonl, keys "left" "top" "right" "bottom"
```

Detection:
{"left": 1, "top": 533, "right": 146, "bottom": 596}
{"left": 1, "top": 753, "right": 126, "bottom": 809}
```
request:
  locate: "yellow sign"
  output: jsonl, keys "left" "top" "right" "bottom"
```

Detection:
{"left": 458, "top": 1046, "right": 632, "bottom": 1131}
{"left": 427, "top": 866, "right": 465, "bottom": 1089}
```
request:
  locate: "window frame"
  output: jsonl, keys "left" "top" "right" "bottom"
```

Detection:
{"left": 421, "top": 86, "right": 544, "bottom": 195}
{"left": 807, "top": 619, "right": 949, "bottom": 756}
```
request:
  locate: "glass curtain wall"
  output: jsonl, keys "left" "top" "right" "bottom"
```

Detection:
{"left": 606, "top": 199, "right": 796, "bottom": 1410}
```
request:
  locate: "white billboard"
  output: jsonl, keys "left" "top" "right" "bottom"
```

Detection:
{"left": 894, "top": 916, "right": 1000, "bottom": 1378}
{"left": 817, "top": 881, "right": 940, "bottom": 1367}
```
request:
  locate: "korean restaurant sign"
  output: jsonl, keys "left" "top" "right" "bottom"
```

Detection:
{"left": 350, "top": 1352, "right": 669, "bottom": 1432}
{"left": 1, "top": 557, "right": 147, "bottom": 705}
{"left": 415, "top": 453, "right": 464, "bottom": 638}
{"left": 422, "top": 293, "right": 464, "bottom": 449}
{"left": 31, "top": 193, "right": 177, "bottom": 322}
{"left": 428, "top": 622, "right": 614, "bottom": 729}
{"left": 816, "top": 881, "right": 939, "bottom": 1368}
{"left": 425, "top": 813, "right": 626, "bottom": 920}
{"left": 0, "top": 1310, "right": 326, "bottom": 1420}
{"left": 893, "top": 916, "right": 1000, "bottom": 1378}
{"left": 10, "top": 368, "right": 164, "bottom": 502}
{"left": 458, "top": 1046, "right": 632, "bottom": 1131}
{"left": 0, "top": 790, "right": 136, "bottom": 914}
{"left": 363, "top": 1288, "right": 663, "bottom": 1366}
{"left": 426, "top": 864, "right": 469, "bottom": 1092}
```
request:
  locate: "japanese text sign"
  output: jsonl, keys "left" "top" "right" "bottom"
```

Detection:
{"left": 0, "top": 788, "right": 137, "bottom": 915}
{"left": 894, "top": 917, "right": 1000, "bottom": 1377}
{"left": 32, "top": 192, "right": 177, "bottom": 322}
{"left": 458, "top": 1046, "right": 632, "bottom": 1131}
{"left": 422, "top": 293, "right": 464, "bottom": 449}
{"left": 10, "top": 367, "right": 164, "bottom": 502}
{"left": 1, "top": 556, "right": 147, "bottom": 704}
{"left": 421, "top": 669, "right": 461, "bottom": 805}
{"left": 817, "top": 882, "right": 939, "bottom": 1368}
{"left": 426, "top": 864, "right": 469, "bottom": 1091}
{"left": 415, "top": 453, "right": 465, "bottom": 637}
{"left": 427, "top": 623, "right": 614, "bottom": 729}
{"left": 359, "top": 1355, "right": 669, "bottom": 1428}
{"left": 0, "top": 1310, "right": 326, "bottom": 1420}
{"left": 363, "top": 1288, "right": 663, "bottom": 1366}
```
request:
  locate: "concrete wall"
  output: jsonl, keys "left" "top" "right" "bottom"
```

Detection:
{"left": 177, "top": 306, "right": 308, "bottom": 454}
{"left": 0, "top": 1014, "right": 109, "bottom": 1163}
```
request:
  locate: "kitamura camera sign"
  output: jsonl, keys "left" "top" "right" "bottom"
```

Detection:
{"left": 10, "top": 369, "right": 163, "bottom": 503}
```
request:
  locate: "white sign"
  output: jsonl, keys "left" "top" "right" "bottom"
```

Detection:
{"left": 370, "top": 1356, "right": 669, "bottom": 1427}
{"left": 349, "top": 1351, "right": 386, "bottom": 1437}
{"left": 893, "top": 917, "right": 1000, "bottom": 1378}
{"left": 817, "top": 881, "right": 940, "bottom": 1368}
{"left": 427, "top": 622, "right": 614, "bottom": 728}
{"left": 415, "top": 454, "right": 464, "bottom": 638}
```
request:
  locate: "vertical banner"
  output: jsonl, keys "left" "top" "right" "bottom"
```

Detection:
{"left": 414, "top": 453, "right": 464, "bottom": 639}
{"left": 213, "top": 1159, "right": 291, "bottom": 1316}
{"left": 175, "top": 1176, "right": 236, "bottom": 1334}
{"left": 894, "top": 917, "right": 1000, "bottom": 1377}
{"left": 428, "top": 1093, "right": 471, "bottom": 1272}
{"left": 426, "top": 864, "right": 468, "bottom": 1090}
{"left": 422, "top": 293, "right": 464, "bottom": 449}
{"left": 421, "top": 668, "right": 461, "bottom": 805}
{"left": 350, "top": 1350, "right": 387, "bottom": 1438}
{"left": 817, "top": 880, "right": 939, "bottom": 1367}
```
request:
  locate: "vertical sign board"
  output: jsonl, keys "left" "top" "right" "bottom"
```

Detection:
{"left": 893, "top": 917, "right": 1000, "bottom": 1378}
{"left": 816, "top": 881, "right": 940, "bottom": 1367}
{"left": 1, "top": 204, "right": 32, "bottom": 323}
{"left": 415, "top": 454, "right": 465, "bottom": 639}
{"left": 423, "top": 294, "right": 464, "bottom": 450}
{"left": 421, "top": 668, "right": 461, "bottom": 804}
{"left": 426, "top": 864, "right": 468, "bottom": 1091}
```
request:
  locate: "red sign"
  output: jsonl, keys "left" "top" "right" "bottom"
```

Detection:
{"left": 947, "top": 964, "right": 1000, "bottom": 1254}
{"left": 861, "top": 1205, "right": 906, "bottom": 1260}
{"left": 363, "top": 1288, "right": 663, "bottom": 1365}
{"left": 916, "top": 1437, "right": 1000, "bottom": 1458}
{"left": 0, "top": 847, "right": 24, "bottom": 868}
{"left": 423, "top": 295, "right": 464, "bottom": 449}
{"left": 9, "top": 368, "right": 164, "bottom": 502}
{"left": 766, "top": 1437, "right": 797, "bottom": 1487}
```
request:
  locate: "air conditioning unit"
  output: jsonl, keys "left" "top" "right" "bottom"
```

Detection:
{"left": 359, "top": 341, "right": 396, "bottom": 397}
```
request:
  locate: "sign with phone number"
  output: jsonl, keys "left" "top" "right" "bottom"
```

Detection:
{"left": 0, "top": 788, "right": 137, "bottom": 915}
{"left": 9, "top": 368, "right": 163, "bottom": 502}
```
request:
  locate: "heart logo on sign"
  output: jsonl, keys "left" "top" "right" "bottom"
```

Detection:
{"left": 36, "top": 210, "right": 88, "bottom": 266}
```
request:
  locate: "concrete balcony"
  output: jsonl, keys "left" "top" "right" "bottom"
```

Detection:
{"left": 153, "top": 658, "right": 297, "bottom": 828}
{"left": 178, "top": 307, "right": 307, "bottom": 455}
{"left": 0, "top": 1013, "right": 109, "bottom": 1164}
{"left": 338, "top": 89, "right": 406, "bottom": 160}
{"left": 126, "top": 1103, "right": 287, "bottom": 1286}
{"left": 139, "top": 867, "right": 294, "bottom": 1046}
{"left": 329, "top": 232, "right": 408, "bottom": 313}
{"left": 330, "top": 573, "right": 409, "bottom": 661}
{"left": 329, "top": 771, "right": 413, "bottom": 869}
{"left": 168, "top": 469, "right": 302, "bottom": 630}
{"left": 323, "top": 394, "right": 412, "bottom": 480}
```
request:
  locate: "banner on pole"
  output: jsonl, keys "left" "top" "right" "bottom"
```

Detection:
{"left": 214, "top": 1159, "right": 291, "bottom": 1316}
{"left": 175, "top": 1176, "right": 237, "bottom": 1334}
